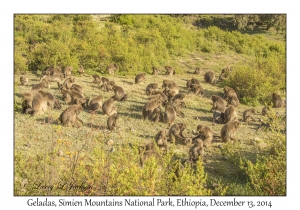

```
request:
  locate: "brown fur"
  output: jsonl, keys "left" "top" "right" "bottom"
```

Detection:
{"left": 168, "top": 123, "right": 186, "bottom": 144}
{"left": 165, "top": 66, "right": 175, "bottom": 75}
{"left": 63, "top": 66, "right": 72, "bottom": 78}
{"left": 20, "top": 75, "right": 29, "bottom": 85}
{"left": 32, "top": 80, "right": 49, "bottom": 91}
{"left": 189, "top": 139, "right": 204, "bottom": 163}
{"left": 22, "top": 92, "right": 48, "bottom": 116}
{"left": 107, "top": 113, "right": 118, "bottom": 131}
{"left": 223, "top": 86, "right": 238, "bottom": 101}
{"left": 224, "top": 105, "right": 238, "bottom": 124}
{"left": 221, "top": 120, "right": 241, "bottom": 143}
{"left": 89, "top": 95, "right": 103, "bottom": 112}
{"left": 112, "top": 85, "right": 127, "bottom": 101}
{"left": 152, "top": 67, "right": 159, "bottom": 75}
{"left": 195, "top": 124, "right": 213, "bottom": 147}
{"left": 38, "top": 90, "right": 61, "bottom": 109}
{"left": 145, "top": 83, "right": 158, "bottom": 96}
{"left": 92, "top": 74, "right": 101, "bottom": 85}
{"left": 210, "top": 95, "right": 226, "bottom": 113}
{"left": 243, "top": 108, "right": 256, "bottom": 122}
{"left": 106, "top": 63, "right": 118, "bottom": 75}
{"left": 204, "top": 71, "right": 215, "bottom": 84}
{"left": 219, "top": 66, "right": 232, "bottom": 81}
{"left": 227, "top": 96, "right": 239, "bottom": 107}
{"left": 142, "top": 99, "right": 162, "bottom": 120}
{"left": 135, "top": 73, "right": 146, "bottom": 84}
{"left": 189, "top": 84, "right": 204, "bottom": 96}
{"left": 272, "top": 93, "right": 286, "bottom": 108}
{"left": 59, "top": 104, "right": 83, "bottom": 127}
{"left": 102, "top": 97, "right": 117, "bottom": 116}
{"left": 163, "top": 104, "right": 176, "bottom": 127}
{"left": 155, "top": 130, "right": 168, "bottom": 151}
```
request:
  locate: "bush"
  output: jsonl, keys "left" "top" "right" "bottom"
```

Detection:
{"left": 223, "top": 55, "right": 286, "bottom": 106}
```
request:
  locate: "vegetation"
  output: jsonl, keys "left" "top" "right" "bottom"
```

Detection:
{"left": 14, "top": 14, "right": 286, "bottom": 196}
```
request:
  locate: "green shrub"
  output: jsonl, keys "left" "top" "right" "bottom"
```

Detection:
{"left": 223, "top": 55, "right": 286, "bottom": 106}
{"left": 239, "top": 132, "right": 286, "bottom": 196}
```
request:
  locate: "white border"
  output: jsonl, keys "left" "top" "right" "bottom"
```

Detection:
{"left": 3, "top": 1, "right": 297, "bottom": 209}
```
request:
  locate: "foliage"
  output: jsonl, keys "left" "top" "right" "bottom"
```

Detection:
{"left": 14, "top": 14, "right": 286, "bottom": 80}
{"left": 14, "top": 133, "right": 212, "bottom": 196}
{"left": 222, "top": 54, "right": 286, "bottom": 106}
{"left": 239, "top": 132, "right": 286, "bottom": 196}
{"left": 233, "top": 14, "right": 286, "bottom": 31}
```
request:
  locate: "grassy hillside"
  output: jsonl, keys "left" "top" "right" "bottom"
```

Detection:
{"left": 14, "top": 14, "right": 286, "bottom": 196}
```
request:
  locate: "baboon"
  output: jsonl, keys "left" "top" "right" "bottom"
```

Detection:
{"left": 59, "top": 104, "right": 83, "bottom": 127}
{"left": 172, "top": 93, "right": 185, "bottom": 103}
{"left": 100, "top": 77, "right": 114, "bottom": 91}
{"left": 74, "top": 97, "right": 90, "bottom": 109}
{"left": 145, "top": 83, "right": 158, "bottom": 96}
{"left": 213, "top": 111, "right": 225, "bottom": 125}
{"left": 32, "top": 80, "right": 49, "bottom": 91}
{"left": 38, "top": 90, "right": 61, "bottom": 109}
{"left": 152, "top": 67, "right": 159, "bottom": 75}
{"left": 22, "top": 92, "right": 48, "bottom": 115}
{"left": 219, "top": 66, "right": 232, "bottom": 81}
{"left": 188, "top": 84, "right": 204, "bottom": 96}
{"left": 223, "top": 86, "right": 238, "bottom": 101}
{"left": 60, "top": 77, "right": 75, "bottom": 90}
{"left": 41, "top": 74, "right": 64, "bottom": 89}
{"left": 112, "top": 85, "right": 127, "bottom": 101}
{"left": 20, "top": 75, "right": 29, "bottom": 85}
{"left": 150, "top": 91, "right": 168, "bottom": 103}
{"left": 224, "top": 105, "right": 238, "bottom": 124}
{"left": 107, "top": 113, "right": 118, "bottom": 131}
{"left": 163, "top": 85, "right": 179, "bottom": 99}
{"left": 106, "top": 63, "right": 118, "bottom": 75}
{"left": 42, "top": 66, "right": 62, "bottom": 76}
{"left": 70, "top": 84, "right": 83, "bottom": 94}
{"left": 186, "top": 78, "right": 200, "bottom": 89}
{"left": 204, "top": 71, "right": 215, "bottom": 84}
{"left": 139, "top": 143, "right": 159, "bottom": 167}
{"left": 165, "top": 66, "right": 175, "bottom": 76}
{"left": 210, "top": 95, "right": 226, "bottom": 113}
{"left": 227, "top": 96, "right": 239, "bottom": 107}
{"left": 101, "top": 77, "right": 109, "bottom": 87}
{"left": 243, "top": 108, "right": 256, "bottom": 122}
{"left": 221, "top": 120, "right": 241, "bottom": 143}
{"left": 168, "top": 123, "right": 187, "bottom": 144}
{"left": 163, "top": 103, "right": 176, "bottom": 127}
{"left": 102, "top": 97, "right": 117, "bottom": 116}
{"left": 106, "top": 81, "right": 115, "bottom": 92}
{"left": 154, "top": 130, "right": 168, "bottom": 151}
{"left": 195, "top": 124, "right": 213, "bottom": 147}
{"left": 77, "top": 65, "right": 85, "bottom": 76}
{"left": 149, "top": 107, "right": 164, "bottom": 123}
{"left": 172, "top": 100, "right": 185, "bottom": 118}
{"left": 194, "top": 67, "right": 200, "bottom": 75}
{"left": 162, "top": 79, "right": 178, "bottom": 89}
{"left": 142, "top": 99, "right": 162, "bottom": 120}
{"left": 89, "top": 95, "right": 103, "bottom": 113}
{"left": 63, "top": 66, "right": 73, "bottom": 78}
{"left": 135, "top": 73, "right": 146, "bottom": 84}
{"left": 60, "top": 87, "right": 72, "bottom": 103}
{"left": 272, "top": 93, "right": 286, "bottom": 108}
{"left": 92, "top": 74, "right": 101, "bottom": 85}
{"left": 189, "top": 139, "right": 204, "bottom": 163}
